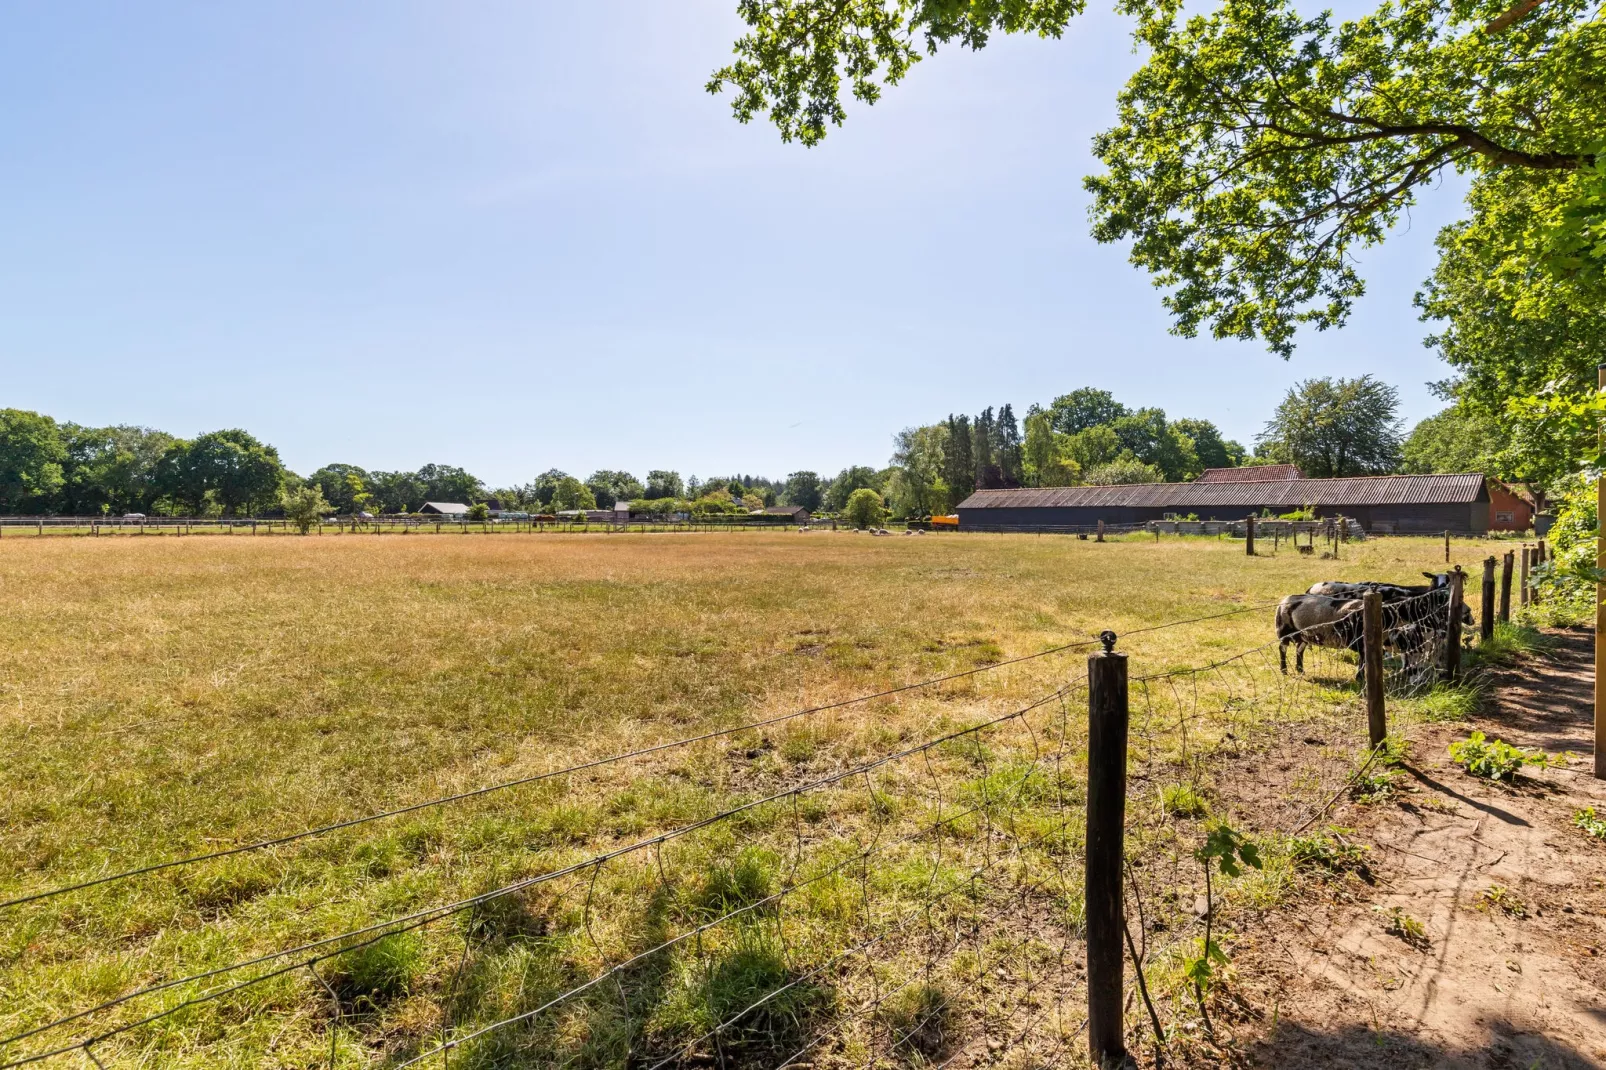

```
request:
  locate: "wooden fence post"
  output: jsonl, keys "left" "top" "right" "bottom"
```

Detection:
{"left": 1086, "top": 633, "right": 1129, "bottom": 1068}
{"left": 1598, "top": 362, "right": 1606, "bottom": 778}
{"left": 1444, "top": 530, "right": 1451, "bottom": 563}
{"left": 1597, "top": 363, "right": 1606, "bottom": 778}
{"left": 1500, "top": 551, "right": 1514, "bottom": 622}
{"left": 1363, "top": 592, "right": 1387, "bottom": 748}
{"left": 1096, "top": 519, "right": 1105, "bottom": 543}
{"left": 1444, "top": 569, "right": 1466, "bottom": 683}
{"left": 1520, "top": 546, "right": 1531, "bottom": 605}
{"left": 1245, "top": 515, "right": 1255, "bottom": 556}
{"left": 1532, "top": 541, "right": 1546, "bottom": 603}
{"left": 1481, "top": 556, "right": 1497, "bottom": 641}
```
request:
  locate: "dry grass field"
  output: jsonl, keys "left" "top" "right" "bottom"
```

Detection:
{"left": 0, "top": 530, "right": 1505, "bottom": 1068}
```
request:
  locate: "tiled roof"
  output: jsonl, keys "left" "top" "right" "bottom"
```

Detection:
{"left": 1194, "top": 465, "right": 1302, "bottom": 483}
{"left": 957, "top": 473, "right": 1486, "bottom": 510}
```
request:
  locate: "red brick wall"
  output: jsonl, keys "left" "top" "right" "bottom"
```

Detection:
{"left": 1487, "top": 482, "right": 1533, "bottom": 532}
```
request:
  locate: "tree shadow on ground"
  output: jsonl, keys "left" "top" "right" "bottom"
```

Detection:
{"left": 1250, "top": 1017, "right": 1602, "bottom": 1069}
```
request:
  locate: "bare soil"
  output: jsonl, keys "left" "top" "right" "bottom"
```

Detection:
{"left": 1235, "top": 629, "right": 1606, "bottom": 1069}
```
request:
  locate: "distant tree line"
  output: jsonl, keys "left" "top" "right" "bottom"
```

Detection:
{"left": 878, "top": 390, "right": 1250, "bottom": 517}
{"left": 0, "top": 378, "right": 1514, "bottom": 520}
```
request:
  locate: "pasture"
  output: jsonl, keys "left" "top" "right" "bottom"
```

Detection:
{"left": 0, "top": 532, "right": 1493, "bottom": 1067}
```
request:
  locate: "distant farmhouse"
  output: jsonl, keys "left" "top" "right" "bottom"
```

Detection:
{"left": 957, "top": 468, "right": 1531, "bottom": 535}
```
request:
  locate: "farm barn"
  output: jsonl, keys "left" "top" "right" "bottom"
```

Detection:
{"left": 957, "top": 472, "right": 1496, "bottom": 533}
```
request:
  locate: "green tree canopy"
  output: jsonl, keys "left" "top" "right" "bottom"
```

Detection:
{"left": 891, "top": 424, "right": 950, "bottom": 516}
{"left": 843, "top": 487, "right": 888, "bottom": 529}
{"left": 1084, "top": 457, "right": 1165, "bottom": 485}
{"left": 826, "top": 465, "right": 882, "bottom": 511}
{"left": 1171, "top": 418, "right": 1244, "bottom": 471}
{"left": 1256, "top": 375, "right": 1403, "bottom": 477}
{"left": 942, "top": 414, "right": 975, "bottom": 503}
{"left": 1022, "top": 410, "right": 1081, "bottom": 487}
{"left": 1063, "top": 424, "right": 1123, "bottom": 472}
{"left": 1111, "top": 408, "right": 1201, "bottom": 481}
{"left": 715, "top": 0, "right": 1604, "bottom": 355}
{"left": 0, "top": 408, "right": 67, "bottom": 513}
{"left": 551, "top": 476, "right": 597, "bottom": 512}
{"left": 59, "top": 424, "right": 177, "bottom": 515}
{"left": 1046, "top": 388, "right": 1128, "bottom": 436}
{"left": 1400, "top": 406, "right": 1504, "bottom": 475}
{"left": 155, "top": 429, "right": 285, "bottom": 516}
{"left": 783, "top": 470, "right": 824, "bottom": 511}
{"left": 307, "top": 464, "right": 372, "bottom": 514}
{"left": 280, "top": 484, "right": 331, "bottom": 534}
{"left": 416, "top": 464, "right": 485, "bottom": 506}
{"left": 367, "top": 470, "right": 425, "bottom": 514}
{"left": 645, "top": 470, "right": 685, "bottom": 499}
{"left": 585, "top": 470, "right": 645, "bottom": 509}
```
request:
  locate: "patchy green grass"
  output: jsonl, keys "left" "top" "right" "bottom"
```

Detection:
{"left": 1160, "top": 782, "right": 1209, "bottom": 819}
{"left": 0, "top": 532, "right": 1494, "bottom": 1065}
{"left": 1470, "top": 622, "right": 1559, "bottom": 669}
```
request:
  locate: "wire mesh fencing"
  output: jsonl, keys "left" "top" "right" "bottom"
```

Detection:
{"left": 1102, "top": 584, "right": 1458, "bottom": 1060}
{"left": 0, "top": 580, "right": 1471, "bottom": 1069}
{"left": 0, "top": 673, "right": 1095, "bottom": 1070}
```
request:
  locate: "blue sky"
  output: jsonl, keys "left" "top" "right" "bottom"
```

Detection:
{"left": 0, "top": 2, "right": 1468, "bottom": 486}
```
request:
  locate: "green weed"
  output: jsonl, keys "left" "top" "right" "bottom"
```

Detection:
{"left": 1448, "top": 731, "right": 1549, "bottom": 781}
{"left": 1376, "top": 906, "right": 1429, "bottom": 949}
{"left": 1349, "top": 771, "right": 1396, "bottom": 804}
{"left": 1574, "top": 807, "right": 1606, "bottom": 841}
{"left": 1287, "top": 830, "right": 1371, "bottom": 880}
{"left": 1159, "top": 782, "right": 1208, "bottom": 818}
{"left": 1477, "top": 885, "right": 1527, "bottom": 918}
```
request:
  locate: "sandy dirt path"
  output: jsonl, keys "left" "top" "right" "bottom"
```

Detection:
{"left": 1231, "top": 630, "right": 1606, "bottom": 1068}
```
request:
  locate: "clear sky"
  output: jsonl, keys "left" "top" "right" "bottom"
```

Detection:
{"left": 0, "top": 2, "right": 1469, "bottom": 486}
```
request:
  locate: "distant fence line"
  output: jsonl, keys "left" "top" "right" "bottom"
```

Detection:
{"left": 0, "top": 515, "right": 841, "bottom": 537}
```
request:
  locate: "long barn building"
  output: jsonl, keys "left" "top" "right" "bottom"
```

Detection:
{"left": 956, "top": 472, "right": 1493, "bottom": 534}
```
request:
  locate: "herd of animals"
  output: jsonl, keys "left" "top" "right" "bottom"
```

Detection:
{"left": 1276, "top": 572, "right": 1473, "bottom": 688}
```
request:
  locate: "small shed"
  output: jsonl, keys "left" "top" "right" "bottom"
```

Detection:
{"left": 761, "top": 505, "right": 811, "bottom": 522}
{"left": 419, "top": 502, "right": 471, "bottom": 516}
{"left": 1487, "top": 481, "right": 1534, "bottom": 532}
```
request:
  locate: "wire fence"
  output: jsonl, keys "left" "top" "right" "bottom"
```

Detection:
{"left": 0, "top": 576, "right": 1480, "bottom": 1068}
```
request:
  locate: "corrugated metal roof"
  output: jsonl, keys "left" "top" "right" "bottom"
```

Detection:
{"left": 1194, "top": 465, "right": 1302, "bottom": 483}
{"left": 957, "top": 474, "right": 1486, "bottom": 510}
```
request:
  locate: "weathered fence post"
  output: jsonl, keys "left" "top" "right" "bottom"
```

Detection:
{"left": 1444, "top": 530, "right": 1451, "bottom": 563}
{"left": 1245, "top": 514, "right": 1255, "bottom": 556}
{"left": 1520, "top": 546, "right": 1531, "bottom": 605}
{"left": 1532, "top": 541, "right": 1546, "bottom": 603}
{"left": 1096, "top": 519, "right": 1105, "bottom": 543}
{"left": 1500, "top": 551, "right": 1514, "bottom": 622}
{"left": 1481, "top": 556, "right": 1497, "bottom": 641}
{"left": 1444, "top": 568, "right": 1466, "bottom": 683}
{"left": 1086, "top": 632, "right": 1129, "bottom": 1068}
{"left": 1363, "top": 591, "right": 1387, "bottom": 748}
